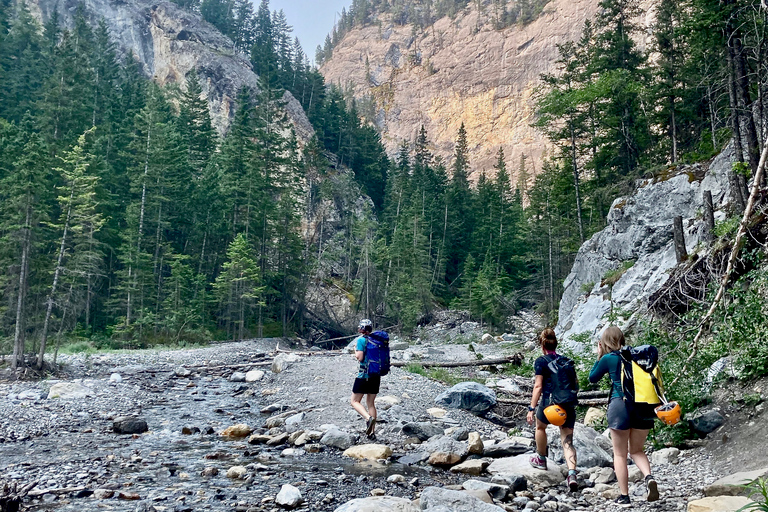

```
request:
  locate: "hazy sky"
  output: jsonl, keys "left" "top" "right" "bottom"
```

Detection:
{"left": 269, "top": 0, "right": 351, "bottom": 60}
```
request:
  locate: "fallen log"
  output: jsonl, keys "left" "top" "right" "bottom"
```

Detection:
{"left": 496, "top": 389, "right": 609, "bottom": 399}
{"left": 497, "top": 397, "right": 609, "bottom": 407}
{"left": 391, "top": 355, "right": 523, "bottom": 368}
{"left": 27, "top": 486, "right": 84, "bottom": 498}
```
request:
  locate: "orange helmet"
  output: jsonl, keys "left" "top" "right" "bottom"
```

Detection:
{"left": 544, "top": 405, "right": 567, "bottom": 426}
{"left": 655, "top": 402, "right": 682, "bottom": 426}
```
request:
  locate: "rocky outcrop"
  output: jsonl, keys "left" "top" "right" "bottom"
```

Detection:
{"left": 556, "top": 145, "right": 735, "bottom": 346}
{"left": 320, "top": 0, "right": 653, "bottom": 182}
{"left": 26, "top": 0, "right": 313, "bottom": 141}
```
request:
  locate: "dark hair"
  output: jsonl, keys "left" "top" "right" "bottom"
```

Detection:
{"left": 539, "top": 328, "right": 558, "bottom": 351}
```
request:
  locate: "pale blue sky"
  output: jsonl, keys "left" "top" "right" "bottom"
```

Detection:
{"left": 269, "top": 0, "right": 352, "bottom": 60}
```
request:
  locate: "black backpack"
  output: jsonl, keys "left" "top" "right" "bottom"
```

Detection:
{"left": 545, "top": 355, "right": 579, "bottom": 406}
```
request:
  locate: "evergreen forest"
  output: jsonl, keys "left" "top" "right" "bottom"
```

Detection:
{"left": 2, "top": 0, "right": 768, "bottom": 372}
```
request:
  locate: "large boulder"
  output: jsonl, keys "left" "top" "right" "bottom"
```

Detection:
{"left": 435, "top": 382, "right": 497, "bottom": 414}
{"left": 422, "top": 436, "right": 468, "bottom": 466}
{"left": 449, "top": 460, "right": 489, "bottom": 476}
{"left": 482, "top": 438, "right": 532, "bottom": 458}
{"left": 687, "top": 496, "right": 755, "bottom": 512}
{"left": 275, "top": 484, "right": 303, "bottom": 509}
{"left": 343, "top": 444, "right": 393, "bottom": 461}
{"left": 547, "top": 423, "right": 612, "bottom": 468}
{"left": 333, "top": 496, "right": 419, "bottom": 512}
{"left": 419, "top": 487, "right": 505, "bottom": 511}
{"left": 321, "top": 428, "right": 355, "bottom": 450}
{"left": 47, "top": 382, "right": 92, "bottom": 399}
{"left": 688, "top": 409, "right": 726, "bottom": 435}
{"left": 462, "top": 479, "right": 509, "bottom": 500}
{"left": 402, "top": 422, "right": 444, "bottom": 441}
{"left": 272, "top": 353, "right": 301, "bottom": 373}
{"left": 113, "top": 416, "right": 148, "bottom": 434}
{"left": 487, "top": 454, "right": 565, "bottom": 487}
{"left": 221, "top": 424, "right": 252, "bottom": 439}
{"left": 705, "top": 468, "right": 768, "bottom": 497}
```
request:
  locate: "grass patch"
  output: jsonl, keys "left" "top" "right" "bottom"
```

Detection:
{"left": 602, "top": 260, "right": 636, "bottom": 287}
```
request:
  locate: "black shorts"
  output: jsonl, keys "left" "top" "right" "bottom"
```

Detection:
{"left": 536, "top": 403, "right": 577, "bottom": 429}
{"left": 607, "top": 398, "right": 656, "bottom": 430}
{"left": 352, "top": 376, "right": 380, "bottom": 395}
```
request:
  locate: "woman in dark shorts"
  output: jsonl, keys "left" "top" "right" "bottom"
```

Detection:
{"left": 589, "top": 326, "right": 659, "bottom": 507}
{"left": 350, "top": 319, "right": 378, "bottom": 438}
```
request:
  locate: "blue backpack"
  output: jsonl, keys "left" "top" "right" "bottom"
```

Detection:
{"left": 365, "top": 331, "right": 390, "bottom": 376}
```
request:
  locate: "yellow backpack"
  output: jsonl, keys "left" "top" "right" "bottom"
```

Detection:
{"left": 619, "top": 345, "right": 663, "bottom": 405}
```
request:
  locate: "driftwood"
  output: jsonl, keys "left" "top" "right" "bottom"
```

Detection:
{"left": 27, "top": 486, "right": 84, "bottom": 498}
{"left": 497, "top": 397, "right": 609, "bottom": 407}
{"left": 391, "top": 354, "right": 523, "bottom": 368}
{"left": 1, "top": 480, "right": 37, "bottom": 512}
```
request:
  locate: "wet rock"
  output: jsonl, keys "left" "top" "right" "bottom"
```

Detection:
{"left": 201, "top": 467, "right": 219, "bottom": 477}
{"left": 245, "top": 369, "right": 265, "bottom": 382}
{"left": 47, "top": 382, "right": 92, "bottom": 399}
{"left": 688, "top": 409, "right": 725, "bottom": 435}
{"left": 490, "top": 473, "right": 527, "bottom": 492}
{"left": 181, "top": 426, "right": 199, "bottom": 435}
{"left": 267, "top": 433, "right": 289, "bottom": 446}
{"left": 402, "top": 422, "right": 443, "bottom": 441}
{"left": 449, "top": 427, "right": 469, "bottom": 441}
{"left": 343, "top": 444, "right": 393, "bottom": 461}
{"left": 118, "top": 491, "right": 140, "bottom": 500}
{"left": 651, "top": 447, "right": 680, "bottom": 465}
{"left": 321, "top": 428, "right": 355, "bottom": 450}
{"left": 467, "top": 432, "right": 484, "bottom": 454}
{"left": 482, "top": 438, "right": 531, "bottom": 458}
{"left": 449, "top": 459, "right": 489, "bottom": 475}
{"left": 221, "top": 424, "right": 252, "bottom": 439}
{"left": 226, "top": 466, "right": 248, "bottom": 479}
{"left": 423, "top": 435, "right": 468, "bottom": 466}
{"left": 435, "top": 382, "right": 497, "bottom": 414}
{"left": 333, "top": 496, "right": 419, "bottom": 511}
{"left": 462, "top": 479, "right": 509, "bottom": 500}
{"left": 113, "top": 416, "right": 148, "bottom": 434}
{"left": 230, "top": 372, "right": 247, "bottom": 382}
{"left": 275, "top": 484, "right": 303, "bottom": 508}
{"left": 687, "top": 496, "right": 755, "bottom": 512}
{"left": 487, "top": 454, "right": 565, "bottom": 487}
{"left": 705, "top": 468, "right": 768, "bottom": 496}
{"left": 272, "top": 353, "right": 300, "bottom": 373}
{"left": 93, "top": 489, "right": 114, "bottom": 499}
{"left": 419, "top": 486, "right": 505, "bottom": 511}
{"left": 265, "top": 416, "right": 286, "bottom": 428}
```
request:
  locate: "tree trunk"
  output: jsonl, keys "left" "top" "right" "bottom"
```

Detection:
{"left": 570, "top": 121, "right": 585, "bottom": 243}
{"left": 673, "top": 216, "right": 688, "bottom": 263}
{"left": 12, "top": 205, "right": 32, "bottom": 371}
{"left": 703, "top": 190, "right": 715, "bottom": 241}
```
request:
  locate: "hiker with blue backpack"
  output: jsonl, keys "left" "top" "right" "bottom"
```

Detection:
{"left": 350, "top": 318, "right": 390, "bottom": 439}
{"left": 589, "top": 326, "right": 661, "bottom": 507}
{"left": 527, "top": 328, "right": 580, "bottom": 492}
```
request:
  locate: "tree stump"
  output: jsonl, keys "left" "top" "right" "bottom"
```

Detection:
{"left": 0, "top": 481, "right": 37, "bottom": 512}
{"left": 673, "top": 216, "right": 688, "bottom": 263}
{"left": 703, "top": 190, "right": 715, "bottom": 241}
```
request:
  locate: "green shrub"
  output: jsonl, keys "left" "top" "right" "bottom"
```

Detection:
{"left": 737, "top": 477, "right": 768, "bottom": 512}
{"left": 405, "top": 363, "right": 426, "bottom": 376}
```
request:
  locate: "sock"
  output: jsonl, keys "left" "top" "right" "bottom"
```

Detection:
{"left": 568, "top": 469, "right": 576, "bottom": 476}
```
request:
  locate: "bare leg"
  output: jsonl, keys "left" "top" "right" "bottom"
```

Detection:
{"left": 365, "top": 394, "right": 377, "bottom": 420}
{"left": 535, "top": 418, "right": 548, "bottom": 457}
{"left": 350, "top": 392, "right": 370, "bottom": 420}
{"left": 628, "top": 428, "right": 652, "bottom": 476}
{"left": 560, "top": 427, "right": 577, "bottom": 470}
{"left": 611, "top": 428, "right": 630, "bottom": 495}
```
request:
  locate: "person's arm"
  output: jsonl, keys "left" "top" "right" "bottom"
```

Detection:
{"left": 355, "top": 349, "right": 365, "bottom": 362}
{"left": 589, "top": 357, "right": 607, "bottom": 384}
{"left": 354, "top": 336, "right": 366, "bottom": 362}
{"left": 526, "top": 374, "right": 544, "bottom": 425}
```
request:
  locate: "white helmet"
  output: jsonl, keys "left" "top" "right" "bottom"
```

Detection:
{"left": 358, "top": 318, "right": 373, "bottom": 331}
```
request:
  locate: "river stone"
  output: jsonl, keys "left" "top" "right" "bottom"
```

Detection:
{"left": 333, "top": 496, "right": 419, "bottom": 512}
{"left": 17, "top": 389, "right": 41, "bottom": 400}
{"left": 93, "top": 489, "right": 114, "bottom": 499}
{"left": 113, "top": 416, "right": 148, "bottom": 434}
{"left": 423, "top": 436, "right": 468, "bottom": 466}
{"left": 462, "top": 479, "right": 509, "bottom": 500}
{"left": 343, "top": 444, "right": 393, "bottom": 461}
{"left": 402, "top": 422, "right": 443, "bottom": 441}
{"left": 285, "top": 412, "right": 305, "bottom": 426}
{"left": 583, "top": 407, "right": 606, "bottom": 427}
{"left": 462, "top": 489, "right": 495, "bottom": 504}
{"left": 47, "top": 382, "right": 92, "bottom": 399}
{"left": 593, "top": 467, "right": 616, "bottom": 484}
{"left": 687, "top": 496, "right": 755, "bottom": 512}
{"left": 221, "top": 424, "right": 252, "bottom": 438}
{"left": 174, "top": 367, "right": 191, "bottom": 377}
{"left": 226, "top": 465, "right": 247, "bottom": 479}
{"left": 427, "top": 407, "right": 447, "bottom": 418}
{"left": 419, "top": 486, "right": 505, "bottom": 511}
{"left": 491, "top": 474, "right": 527, "bottom": 492}
{"left": 109, "top": 373, "right": 122, "bottom": 383}
{"left": 201, "top": 467, "right": 218, "bottom": 477}
{"left": 377, "top": 396, "right": 401, "bottom": 410}
{"left": 246, "top": 369, "right": 265, "bottom": 382}
{"left": 118, "top": 492, "right": 140, "bottom": 500}
{"left": 705, "top": 468, "right": 768, "bottom": 496}
{"left": 435, "top": 382, "right": 497, "bottom": 414}
{"left": 688, "top": 409, "right": 725, "bottom": 435}
{"left": 272, "top": 353, "right": 300, "bottom": 373}
{"left": 229, "top": 371, "right": 246, "bottom": 382}
{"left": 481, "top": 333, "right": 494, "bottom": 344}
{"left": 249, "top": 434, "right": 271, "bottom": 444}
{"left": 449, "top": 459, "right": 489, "bottom": 475}
{"left": 468, "top": 432, "right": 484, "bottom": 454}
{"left": 547, "top": 423, "right": 612, "bottom": 468}
{"left": 267, "top": 432, "right": 290, "bottom": 446}
{"left": 266, "top": 416, "right": 286, "bottom": 428}
{"left": 321, "top": 428, "right": 355, "bottom": 450}
{"left": 487, "top": 454, "right": 565, "bottom": 487}
{"left": 276, "top": 484, "right": 303, "bottom": 508}
{"left": 628, "top": 465, "right": 644, "bottom": 483}
{"left": 651, "top": 447, "right": 680, "bottom": 465}
{"left": 288, "top": 430, "right": 304, "bottom": 444}
{"left": 390, "top": 341, "right": 409, "bottom": 351}
{"left": 482, "top": 439, "right": 530, "bottom": 458}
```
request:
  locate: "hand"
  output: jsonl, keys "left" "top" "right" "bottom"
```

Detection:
{"left": 526, "top": 410, "right": 535, "bottom": 425}
{"left": 597, "top": 340, "right": 604, "bottom": 359}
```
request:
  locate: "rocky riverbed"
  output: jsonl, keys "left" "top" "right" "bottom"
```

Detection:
{"left": 0, "top": 337, "right": 761, "bottom": 512}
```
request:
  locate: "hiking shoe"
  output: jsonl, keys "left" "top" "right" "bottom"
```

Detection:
{"left": 645, "top": 474, "right": 659, "bottom": 502}
{"left": 566, "top": 473, "right": 578, "bottom": 492}
{"left": 615, "top": 495, "right": 632, "bottom": 508}
{"left": 529, "top": 453, "right": 547, "bottom": 470}
{"left": 365, "top": 416, "right": 376, "bottom": 436}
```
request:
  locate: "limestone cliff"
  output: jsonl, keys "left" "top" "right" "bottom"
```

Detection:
{"left": 555, "top": 146, "right": 736, "bottom": 348}
{"left": 25, "top": 0, "right": 314, "bottom": 142}
{"left": 320, "top": 0, "right": 655, "bottom": 183}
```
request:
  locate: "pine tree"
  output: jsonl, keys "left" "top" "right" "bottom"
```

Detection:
{"left": 214, "top": 233, "right": 263, "bottom": 340}
{"left": 445, "top": 123, "right": 474, "bottom": 290}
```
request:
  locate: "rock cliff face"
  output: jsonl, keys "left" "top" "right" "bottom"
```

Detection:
{"left": 320, "top": 0, "right": 653, "bottom": 182}
{"left": 556, "top": 146, "right": 736, "bottom": 347}
{"left": 26, "top": 0, "right": 314, "bottom": 141}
